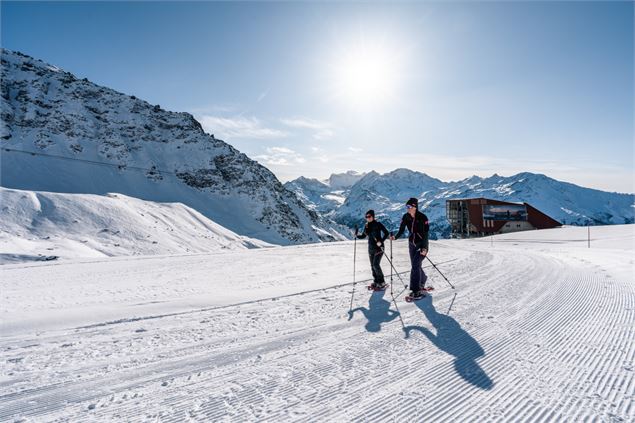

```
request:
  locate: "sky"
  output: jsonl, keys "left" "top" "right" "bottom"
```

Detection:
{"left": 2, "top": 1, "right": 633, "bottom": 193}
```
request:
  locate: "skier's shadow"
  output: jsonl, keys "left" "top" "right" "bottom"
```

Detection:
{"left": 404, "top": 295, "right": 494, "bottom": 390}
{"left": 348, "top": 290, "right": 399, "bottom": 333}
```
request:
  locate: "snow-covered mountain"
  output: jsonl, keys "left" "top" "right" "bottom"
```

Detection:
{"left": 287, "top": 169, "right": 635, "bottom": 239}
{"left": 283, "top": 177, "right": 341, "bottom": 214}
{"left": 0, "top": 49, "right": 347, "bottom": 245}
{"left": 325, "top": 170, "right": 366, "bottom": 190}
{"left": 283, "top": 170, "right": 365, "bottom": 215}
{"left": 0, "top": 187, "right": 271, "bottom": 263}
{"left": 337, "top": 168, "right": 444, "bottom": 219}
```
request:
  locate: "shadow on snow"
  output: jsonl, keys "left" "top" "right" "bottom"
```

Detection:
{"left": 348, "top": 290, "right": 399, "bottom": 333}
{"left": 404, "top": 295, "right": 494, "bottom": 390}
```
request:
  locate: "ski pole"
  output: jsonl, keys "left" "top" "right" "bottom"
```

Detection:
{"left": 389, "top": 234, "right": 393, "bottom": 284}
{"left": 381, "top": 246, "right": 408, "bottom": 289}
{"left": 425, "top": 256, "right": 455, "bottom": 289}
{"left": 446, "top": 292, "right": 457, "bottom": 315}
{"left": 383, "top": 240, "right": 405, "bottom": 330}
{"left": 349, "top": 228, "right": 358, "bottom": 312}
{"left": 389, "top": 287, "right": 406, "bottom": 330}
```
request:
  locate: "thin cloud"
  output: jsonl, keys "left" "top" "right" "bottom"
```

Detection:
{"left": 269, "top": 146, "right": 295, "bottom": 154}
{"left": 314, "top": 128, "right": 335, "bottom": 140}
{"left": 254, "top": 146, "right": 306, "bottom": 167}
{"left": 197, "top": 115, "right": 288, "bottom": 140}
{"left": 280, "top": 117, "right": 335, "bottom": 140}
{"left": 257, "top": 90, "right": 269, "bottom": 102}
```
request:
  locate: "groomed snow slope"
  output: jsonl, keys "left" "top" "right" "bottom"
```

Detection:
{"left": 1, "top": 225, "right": 633, "bottom": 421}
{"left": 0, "top": 187, "right": 270, "bottom": 264}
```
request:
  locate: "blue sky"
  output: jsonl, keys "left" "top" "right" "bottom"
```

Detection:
{"left": 2, "top": 1, "right": 633, "bottom": 192}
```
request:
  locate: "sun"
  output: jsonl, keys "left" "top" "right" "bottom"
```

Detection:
{"left": 328, "top": 40, "right": 403, "bottom": 109}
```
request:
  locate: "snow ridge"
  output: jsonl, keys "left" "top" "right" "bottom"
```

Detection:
{"left": 0, "top": 187, "right": 271, "bottom": 263}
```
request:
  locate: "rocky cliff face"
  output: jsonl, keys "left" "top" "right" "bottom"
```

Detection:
{"left": 0, "top": 49, "right": 347, "bottom": 245}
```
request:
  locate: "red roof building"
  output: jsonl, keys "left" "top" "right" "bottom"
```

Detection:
{"left": 446, "top": 198, "right": 561, "bottom": 238}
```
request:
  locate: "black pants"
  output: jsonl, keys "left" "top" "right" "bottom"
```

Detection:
{"left": 368, "top": 250, "right": 385, "bottom": 284}
{"left": 409, "top": 243, "right": 427, "bottom": 292}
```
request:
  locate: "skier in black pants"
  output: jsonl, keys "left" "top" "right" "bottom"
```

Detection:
{"left": 390, "top": 198, "right": 430, "bottom": 299}
{"left": 356, "top": 209, "right": 390, "bottom": 290}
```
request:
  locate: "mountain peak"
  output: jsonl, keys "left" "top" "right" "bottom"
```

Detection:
{"left": 325, "top": 170, "right": 366, "bottom": 189}
{"left": 387, "top": 168, "right": 416, "bottom": 176}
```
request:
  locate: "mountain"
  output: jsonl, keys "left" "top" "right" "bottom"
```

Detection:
{"left": 283, "top": 176, "right": 340, "bottom": 215}
{"left": 337, "top": 168, "right": 444, "bottom": 218}
{"left": 0, "top": 49, "right": 347, "bottom": 245}
{"left": 286, "top": 169, "right": 634, "bottom": 239}
{"left": 325, "top": 170, "right": 366, "bottom": 190}
{"left": 283, "top": 170, "right": 366, "bottom": 215}
{"left": 0, "top": 187, "right": 272, "bottom": 263}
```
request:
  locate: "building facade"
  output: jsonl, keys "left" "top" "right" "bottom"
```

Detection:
{"left": 446, "top": 198, "right": 561, "bottom": 238}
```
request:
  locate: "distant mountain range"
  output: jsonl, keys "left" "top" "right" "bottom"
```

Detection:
{"left": 285, "top": 169, "right": 635, "bottom": 239}
{"left": 0, "top": 49, "right": 347, "bottom": 245}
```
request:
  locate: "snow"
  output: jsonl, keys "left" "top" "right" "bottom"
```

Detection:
{"left": 321, "top": 192, "right": 346, "bottom": 205}
{"left": 1, "top": 224, "right": 633, "bottom": 421}
{"left": 0, "top": 187, "right": 271, "bottom": 263}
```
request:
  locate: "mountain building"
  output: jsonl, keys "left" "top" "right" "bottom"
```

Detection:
{"left": 446, "top": 198, "right": 561, "bottom": 238}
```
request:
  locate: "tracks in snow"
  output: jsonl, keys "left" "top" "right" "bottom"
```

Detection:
{"left": 1, "top": 244, "right": 633, "bottom": 422}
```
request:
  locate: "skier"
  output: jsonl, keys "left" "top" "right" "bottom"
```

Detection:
{"left": 390, "top": 198, "right": 430, "bottom": 300}
{"left": 355, "top": 209, "right": 390, "bottom": 291}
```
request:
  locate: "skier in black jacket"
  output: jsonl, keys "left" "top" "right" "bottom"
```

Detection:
{"left": 356, "top": 209, "right": 390, "bottom": 290}
{"left": 390, "top": 197, "right": 430, "bottom": 299}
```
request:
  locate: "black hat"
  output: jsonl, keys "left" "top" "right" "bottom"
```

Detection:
{"left": 365, "top": 209, "right": 375, "bottom": 217}
{"left": 406, "top": 198, "right": 418, "bottom": 208}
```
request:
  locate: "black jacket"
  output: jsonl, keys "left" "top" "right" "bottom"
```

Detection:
{"left": 357, "top": 220, "right": 389, "bottom": 251}
{"left": 394, "top": 210, "right": 429, "bottom": 251}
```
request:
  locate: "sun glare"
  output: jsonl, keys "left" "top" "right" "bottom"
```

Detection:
{"left": 329, "top": 40, "right": 403, "bottom": 109}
